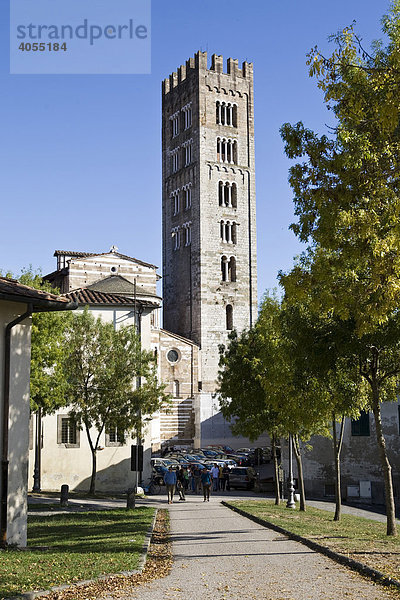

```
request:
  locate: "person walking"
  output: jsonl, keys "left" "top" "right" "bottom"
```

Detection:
{"left": 218, "top": 464, "right": 225, "bottom": 491}
{"left": 201, "top": 467, "right": 212, "bottom": 502}
{"left": 193, "top": 464, "right": 202, "bottom": 494}
{"left": 164, "top": 466, "right": 177, "bottom": 504}
{"left": 222, "top": 464, "right": 230, "bottom": 491}
{"left": 182, "top": 466, "right": 189, "bottom": 491}
{"left": 211, "top": 463, "right": 219, "bottom": 492}
{"left": 177, "top": 467, "right": 186, "bottom": 501}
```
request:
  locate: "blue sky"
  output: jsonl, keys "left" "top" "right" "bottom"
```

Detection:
{"left": 0, "top": 0, "right": 388, "bottom": 306}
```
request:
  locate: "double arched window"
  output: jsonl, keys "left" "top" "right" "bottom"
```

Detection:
{"left": 170, "top": 189, "right": 180, "bottom": 215}
{"left": 220, "top": 220, "right": 237, "bottom": 244}
{"left": 221, "top": 256, "right": 236, "bottom": 282}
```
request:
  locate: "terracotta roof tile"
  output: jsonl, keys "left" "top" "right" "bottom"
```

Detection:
{"left": 65, "top": 288, "right": 159, "bottom": 308}
{"left": 0, "top": 277, "right": 70, "bottom": 304}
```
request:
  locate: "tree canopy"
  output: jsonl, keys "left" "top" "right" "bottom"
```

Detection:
{"left": 63, "top": 309, "right": 169, "bottom": 494}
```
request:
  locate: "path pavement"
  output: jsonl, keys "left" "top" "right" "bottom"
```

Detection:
{"left": 97, "top": 492, "right": 396, "bottom": 600}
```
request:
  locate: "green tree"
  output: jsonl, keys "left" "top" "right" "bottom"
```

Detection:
{"left": 282, "top": 302, "right": 367, "bottom": 521}
{"left": 280, "top": 3, "right": 400, "bottom": 534}
{"left": 217, "top": 327, "right": 282, "bottom": 504}
{"left": 1, "top": 267, "right": 73, "bottom": 413}
{"left": 62, "top": 309, "right": 169, "bottom": 495}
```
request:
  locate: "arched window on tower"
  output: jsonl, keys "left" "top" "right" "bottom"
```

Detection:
{"left": 232, "top": 104, "right": 238, "bottom": 127}
{"left": 221, "top": 255, "right": 228, "bottom": 281}
{"left": 226, "top": 305, "right": 233, "bottom": 330}
{"left": 218, "top": 181, "right": 224, "bottom": 206}
{"left": 228, "top": 256, "right": 236, "bottom": 282}
{"left": 231, "top": 183, "right": 237, "bottom": 208}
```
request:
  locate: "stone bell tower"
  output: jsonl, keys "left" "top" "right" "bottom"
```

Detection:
{"left": 162, "top": 51, "right": 257, "bottom": 445}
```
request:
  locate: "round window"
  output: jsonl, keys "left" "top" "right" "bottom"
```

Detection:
{"left": 167, "top": 349, "right": 180, "bottom": 363}
{"left": 110, "top": 266, "right": 118, "bottom": 274}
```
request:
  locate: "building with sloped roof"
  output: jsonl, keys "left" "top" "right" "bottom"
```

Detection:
{"left": 29, "top": 247, "right": 199, "bottom": 493}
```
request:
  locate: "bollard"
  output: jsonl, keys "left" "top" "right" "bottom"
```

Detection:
{"left": 126, "top": 487, "right": 136, "bottom": 509}
{"left": 60, "top": 484, "right": 69, "bottom": 507}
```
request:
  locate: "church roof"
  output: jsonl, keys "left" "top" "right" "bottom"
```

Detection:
{"left": 54, "top": 250, "right": 158, "bottom": 270}
{"left": 87, "top": 275, "right": 160, "bottom": 299}
{"left": 65, "top": 288, "right": 160, "bottom": 308}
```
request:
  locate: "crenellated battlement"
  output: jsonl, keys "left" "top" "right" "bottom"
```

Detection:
{"left": 162, "top": 51, "right": 253, "bottom": 95}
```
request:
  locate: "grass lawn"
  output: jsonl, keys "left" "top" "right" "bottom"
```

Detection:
{"left": 227, "top": 500, "right": 400, "bottom": 586}
{"left": 0, "top": 507, "right": 155, "bottom": 598}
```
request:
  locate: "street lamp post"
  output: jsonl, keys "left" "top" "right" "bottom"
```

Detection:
{"left": 286, "top": 434, "right": 296, "bottom": 509}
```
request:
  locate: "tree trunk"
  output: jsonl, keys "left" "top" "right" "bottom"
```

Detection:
{"left": 332, "top": 414, "right": 345, "bottom": 522}
{"left": 370, "top": 381, "right": 397, "bottom": 536}
{"left": 84, "top": 421, "right": 98, "bottom": 496}
{"left": 89, "top": 448, "right": 97, "bottom": 496}
{"left": 293, "top": 435, "right": 306, "bottom": 511}
{"left": 272, "top": 435, "right": 280, "bottom": 505}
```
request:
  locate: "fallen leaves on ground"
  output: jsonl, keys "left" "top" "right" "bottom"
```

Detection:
{"left": 40, "top": 509, "right": 172, "bottom": 600}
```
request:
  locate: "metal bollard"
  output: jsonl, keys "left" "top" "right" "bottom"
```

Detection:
{"left": 60, "top": 484, "right": 69, "bottom": 507}
{"left": 126, "top": 487, "right": 136, "bottom": 509}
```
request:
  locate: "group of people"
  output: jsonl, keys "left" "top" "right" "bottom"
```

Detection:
{"left": 163, "top": 463, "right": 230, "bottom": 503}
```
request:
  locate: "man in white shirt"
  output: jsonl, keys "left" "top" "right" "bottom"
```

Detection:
{"left": 211, "top": 464, "right": 220, "bottom": 491}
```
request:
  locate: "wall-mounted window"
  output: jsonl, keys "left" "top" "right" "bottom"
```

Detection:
{"left": 218, "top": 181, "right": 237, "bottom": 208}
{"left": 167, "top": 348, "right": 180, "bottom": 364}
{"left": 171, "top": 189, "right": 180, "bottom": 215}
{"left": 170, "top": 111, "right": 179, "bottom": 137}
{"left": 351, "top": 411, "right": 370, "bottom": 436}
{"left": 57, "top": 415, "right": 80, "bottom": 447}
{"left": 183, "top": 222, "right": 192, "bottom": 246}
{"left": 217, "top": 137, "right": 237, "bottom": 164}
{"left": 182, "top": 139, "right": 193, "bottom": 167}
{"left": 172, "top": 227, "right": 181, "bottom": 251}
{"left": 221, "top": 256, "right": 236, "bottom": 282}
{"left": 170, "top": 148, "right": 180, "bottom": 173}
{"left": 182, "top": 103, "right": 192, "bottom": 130}
{"left": 220, "top": 220, "right": 237, "bottom": 244}
{"left": 183, "top": 183, "right": 192, "bottom": 209}
{"left": 173, "top": 380, "right": 180, "bottom": 398}
{"left": 226, "top": 304, "right": 233, "bottom": 330}
{"left": 105, "top": 426, "right": 125, "bottom": 446}
{"left": 216, "top": 101, "right": 237, "bottom": 127}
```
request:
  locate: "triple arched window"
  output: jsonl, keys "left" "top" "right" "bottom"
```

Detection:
{"left": 216, "top": 101, "right": 237, "bottom": 127}
{"left": 217, "top": 138, "right": 237, "bottom": 164}
{"left": 218, "top": 181, "right": 237, "bottom": 208}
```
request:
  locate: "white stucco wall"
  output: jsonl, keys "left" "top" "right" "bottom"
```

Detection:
{"left": 0, "top": 301, "right": 31, "bottom": 547}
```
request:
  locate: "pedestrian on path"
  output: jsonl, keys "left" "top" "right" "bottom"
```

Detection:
{"left": 201, "top": 467, "right": 212, "bottom": 501}
{"left": 193, "top": 464, "right": 202, "bottom": 494}
{"left": 222, "top": 464, "right": 230, "bottom": 491}
{"left": 211, "top": 463, "right": 219, "bottom": 491}
{"left": 177, "top": 467, "right": 186, "bottom": 501}
{"left": 164, "top": 466, "right": 177, "bottom": 504}
{"left": 218, "top": 464, "right": 225, "bottom": 490}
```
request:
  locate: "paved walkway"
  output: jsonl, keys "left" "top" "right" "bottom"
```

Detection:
{"left": 97, "top": 493, "right": 395, "bottom": 600}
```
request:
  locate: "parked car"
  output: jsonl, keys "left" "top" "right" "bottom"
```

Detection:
{"left": 152, "top": 465, "right": 168, "bottom": 485}
{"left": 228, "top": 467, "right": 257, "bottom": 490}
